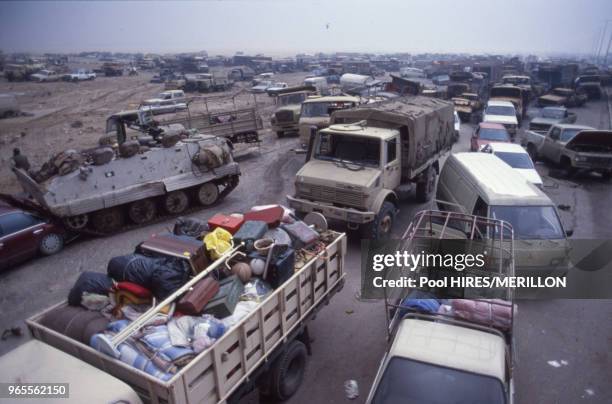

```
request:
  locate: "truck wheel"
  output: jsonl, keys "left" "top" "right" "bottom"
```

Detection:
{"left": 91, "top": 208, "right": 125, "bottom": 233}
{"left": 127, "top": 199, "right": 157, "bottom": 224}
{"left": 64, "top": 214, "right": 89, "bottom": 231}
{"left": 196, "top": 182, "right": 219, "bottom": 206}
{"left": 262, "top": 340, "right": 307, "bottom": 401}
{"left": 415, "top": 166, "right": 436, "bottom": 203}
{"left": 39, "top": 233, "right": 64, "bottom": 256}
{"left": 361, "top": 201, "right": 395, "bottom": 240}
{"left": 277, "top": 131, "right": 284, "bottom": 138}
{"left": 163, "top": 190, "right": 189, "bottom": 214}
{"left": 526, "top": 143, "right": 538, "bottom": 161}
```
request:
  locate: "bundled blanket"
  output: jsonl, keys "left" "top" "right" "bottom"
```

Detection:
{"left": 133, "top": 325, "right": 195, "bottom": 372}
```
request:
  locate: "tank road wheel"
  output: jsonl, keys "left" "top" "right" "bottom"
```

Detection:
{"left": 163, "top": 190, "right": 189, "bottom": 214}
{"left": 127, "top": 199, "right": 157, "bottom": 224}
{"left": 91, "top": 208, "right": 125, "bottom": 233}
{"left": 196, "top": 182, "right": 219, "bottom": 206}
{"left": 64, "top": 214, "right": 89, "bottom": 231}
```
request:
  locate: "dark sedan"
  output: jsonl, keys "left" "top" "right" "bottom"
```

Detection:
{"left": 0, "top": 203, "right": 67, "bottom": 270}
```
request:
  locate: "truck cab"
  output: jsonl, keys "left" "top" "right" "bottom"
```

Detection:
{"left": 297, "top": 95, "right": 360, "bottom": 147}
{"left": 270, "top": 90, "right": 315, "bottom": 137}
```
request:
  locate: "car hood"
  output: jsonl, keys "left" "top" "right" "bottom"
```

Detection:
{"left": 484, "top": 115, "right": 518, "bottom": 125}
{"left": 566, "top": 130, "right": 612, "bottom": 149}
{"left": 297, "top": 159, "right": 380, "bottom": 188}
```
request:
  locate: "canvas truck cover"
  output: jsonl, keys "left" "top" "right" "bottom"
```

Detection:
{"left": 330, "top": 96, "right": 454, "bottom": 178}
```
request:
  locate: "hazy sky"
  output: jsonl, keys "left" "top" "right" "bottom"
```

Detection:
{"left": 0, "top": 0, "right": 610, "bottom": 56}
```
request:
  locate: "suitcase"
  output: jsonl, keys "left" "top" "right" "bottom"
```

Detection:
{"left": 208, "top": 214, "right": 245, "bottom": 234}
{"left": 264, "top": 246, "right": 296, "bottom": 289}
{"left": 233, "top": 220, "right": 268, "bottom": 251}
{"left": 281, "top": 221, "right": 319, "bottom": 248}
{"left": 137, "top": 233, "right": 209, "bottom": 274}
{"left": 244, "top": 206, "right": 284, "bottom": 228}
{"left": 176, "top": 277, "right": 220, "bottom": 315}
{"left": 203, "top": 275, "right": 244, "bottom": 318}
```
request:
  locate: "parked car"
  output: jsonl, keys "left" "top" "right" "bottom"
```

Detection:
{"left": 140, "top": 90, "right": 187, "bottom": 115}
{"left": 481, "top": 142, "right": 543, "bottom": 187}
{"left": 528, "top": 106, "right": 577, "bottom": 134}
{"left": 250, "top": 80, "right": 275, "bottom": 93}
{"left": 0, "top": 202, "right": 67, "bottom": 270}
{"left": 30, "top": 69, "right": 61, "bottom": 82}
{"left": 538, "top": 87, "right": 587, "bottom": 108}
{"left": 471, "top": 122, "right": 511, "bottom": 151}
{"left": 483, "top": 100, "right": 519, "bottom": 137}
{"left": 64, "top": 69, "right": 96, "bottom": 81}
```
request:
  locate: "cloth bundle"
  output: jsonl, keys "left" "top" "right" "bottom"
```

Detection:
{"left": 449, "top": 299, "right": 513, "bottom": 331}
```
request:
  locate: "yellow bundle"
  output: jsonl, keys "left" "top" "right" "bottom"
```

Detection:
{"left": 204, "top": 227, "right": 234, "bottom": 259}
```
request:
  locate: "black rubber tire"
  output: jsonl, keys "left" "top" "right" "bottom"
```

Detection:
{"left": 360, "top": 201, "right": 395, "bottom": 240}
{"left": 196, "top": 182, "right": 219, "bottom": 206}
{"left": 262, "top": 340, "right": 307, "bottom": 401}
{"left": 526, "top": 143, "right": 538, "bottom": 162}
{"left": 415, "top": 166, "right": 436, "bottom": 203}
{"left": 127, "top": 199, "right": 157, "bottom": 224}
{"left": 163, "top": 190, "right": 190, "bottom": 214}
{"left": 91, "top": 207, "right": 125, "bottom": 233}
{"left": 39, "top": 233, "right": 64, "bottom": 256}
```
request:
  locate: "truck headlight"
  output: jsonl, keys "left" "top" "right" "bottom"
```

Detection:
{"left": 574, "top": 155, "right": 587, "bottom": 162}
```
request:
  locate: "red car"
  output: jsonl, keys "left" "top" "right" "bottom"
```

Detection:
{"left": 471, "top": 122, "right": 511, "bottom": 151}
{"left": 0, "top": 202, "right": 66, "bottom": 270}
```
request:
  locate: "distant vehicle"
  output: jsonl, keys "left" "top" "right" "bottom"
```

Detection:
{"left": 250, "top": 80, "right": 275, "bottom": 93}
{"left": 265, "top": 82, "right": 289, "bottom": 95}
{"left": 0, "top": 201, "right": 67, "bottom": 270}
{"left": 297, "top": 95, "right": 360, "bottom": 147}
{"left": 523, "top": 123, "right": 612, "bottom": 179}
{"left": 575, "top": 75, "right": 602, "bottom": 99}
{"left": 452, "top": 92, "right": 482, "bottom": 122}
{"left": 30, "top": 69, "right": 61, "bottom": 82}
{"left": 140, "top": 90, "right": 187, "bottom": 115}
{"left": 483, "top": 100, "right": 518, "bottom": 137}
{"left": 303, "top": 76, "right": 329, "bottom": 95}
{"left": 270, "top": 89, "right": 316, "bottom": 137}
{"left": 481, "top": 142, "right": 543, "bottom": 187}
{"left": 102, "top": 62, "right": 124, "bottom": 77}
{"left": 0, "top": 94, "right": 20, "bottom": 119}
{"left": 528, "top": 106, "right": 576, "bottom": 134}
{"left": 471, "top": 122, "right": 511, "bottom": 151}
{"left": 64, "top": 69, "right": 96, "bottom": 81}
{"left": 339, "top": 73, "right": 375, "bottom": 95}
{"left": 399, "top": 67, "right": 425, "bottom": 78}
{"left": 538, "top": 87, "right": 587, "bottom": 108}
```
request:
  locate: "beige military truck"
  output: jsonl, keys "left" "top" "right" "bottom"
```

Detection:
{"left": 270, "top": 87, "right": 316, "bottom": 137}
{"left": 297, "top": 95, "right": 361, "bottom": 147}
{"left": 288, "top": 96, "right": 455, "bottom": 239}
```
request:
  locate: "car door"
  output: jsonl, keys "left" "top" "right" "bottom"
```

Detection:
{"left": 382, "top": 136, "right": 401, "bottom": 189}
{"left": 0, "top": 212, "right": 45, "bottom": 268}
{"left": 541, "top": 127, "right": 561, "bottom": 162}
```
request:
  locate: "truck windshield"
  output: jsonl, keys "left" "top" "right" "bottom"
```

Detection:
{"left": 371, "top": 357, "right": 506, "bottom": 404}
{"left": 493, "top": 151, "right": 534, "bottom": 169}
{"left": 486, "top": 106, "right": 515, "bottom": 116}
{"left": 490, "top": 205, "right": 564, "bottom": 240}
{"left": 279, "top": 93, "right": 307, "bottom": 106}
{"left": 560, "top": 129, "right": 582, "bottom": 142}
{"left": 314, "top": 133, "right": 380, "bottom": 167}
{"left": 302, "top": 101, "right": 353, "bottom": 117}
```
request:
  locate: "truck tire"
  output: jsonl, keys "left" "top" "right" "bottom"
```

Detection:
{"left": 261, "top": 340, "right": 307, "bottom": 401}
{"left": 415, "top": 166, "right": 436, "bottom": 203}
{"left": 526, "top": 143, "right": 538, "bottom": 161}
{"left": 360, "top": 201, "right": 395, "bottom": 240}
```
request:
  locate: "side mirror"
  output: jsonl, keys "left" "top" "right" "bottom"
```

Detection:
{"left": 565, "top": 229, "right": 574, "bottom": 237}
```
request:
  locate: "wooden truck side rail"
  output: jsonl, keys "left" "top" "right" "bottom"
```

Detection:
{"left": 27, "top": 232, "right": 347, "bottom": 404}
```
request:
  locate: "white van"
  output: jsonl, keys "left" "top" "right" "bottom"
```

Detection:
{"left": 303, "top": 76, "right": 329, "bottom": 95}
{"left": 436, "top": 153, "right": 571, "bottom": 272}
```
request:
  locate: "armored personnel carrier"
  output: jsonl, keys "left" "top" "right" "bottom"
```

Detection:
{"left": 13, "top": 129, "right": 240, "bottom": 235}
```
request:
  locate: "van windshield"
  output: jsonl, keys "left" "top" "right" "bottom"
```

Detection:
{"left": 486, "top": 106, "right": 515, "bottom": 116}
{"left": 314, "top": 133, "right": 380, "bottom": 168}
{"left": 490, "top": 205, "right": 564, "bottom": 240}
{"left": 371, "top": 357, "right": 506, "bottom": 404}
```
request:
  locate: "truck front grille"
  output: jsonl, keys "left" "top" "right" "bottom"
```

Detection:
{"left": 585, "top": 156, "right": 612, "bottom": 167}
{"left": 300, "top": 184, "right": 366, "bottom": 209}
{"left": 275, "top": 110, "right": 294, "bottom": 123}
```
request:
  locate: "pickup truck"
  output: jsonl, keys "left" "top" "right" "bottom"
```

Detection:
{"left": 140, "top": 90, "right": 187, "bottom": 115}
{"left": 64, "top": 69, "right": 96, "bottom": 81}
{"left": 522, "top": 123, "right": 612, "bottom": 178}
{"left": 538, "top": 87, "right": 587, "bottom": 108}
{"left": 2, "top": 222, "right": 347, "bottom": 404}
{"left": 528, "top": 106, "right": 576, "bottom": 134}
{"left": 30, "top": 69, "right": 61, "bottom": 82}
{"left": 366, "top": 210, "right": 515, "bottom": 404}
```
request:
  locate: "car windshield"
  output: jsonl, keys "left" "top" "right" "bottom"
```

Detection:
{"left": 279, "top": 93, "right": 307, "bottom": 106}
{"left": 542, "top": 108, "right": 565, "bottom": 119}
{"left": 560, "top": 129, "right": 582, "bottom": 142}
{"left": 490, "top": 205, "right": 565, "bottom": 240}
{"left": 371, "top": 357, "right": 506, "bottom": 404}
{"left": 486, "top": 106, "right": 515, "bottom": 116}
{"left": 494, "top": 151, "right": 534, "bottom": 169}
{"left": 479, "top": 128, "right": 510, "bottom": 141}
{"left": 314, "top": 133, "right": 380, "bottom": 167}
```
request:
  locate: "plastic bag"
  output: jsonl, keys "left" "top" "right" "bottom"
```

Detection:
{"left": 204, "top": 227, "right": 233, "bottom": 259}
{"left": 240, "top": 279, "right": 272, "bottom": 303}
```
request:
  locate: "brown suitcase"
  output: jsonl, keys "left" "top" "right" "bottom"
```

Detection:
{"left": 177, "top": 277, "right": 220, "bottom": 315}
{"left": 137, "top": 233, "right": 209, "bottom": 274}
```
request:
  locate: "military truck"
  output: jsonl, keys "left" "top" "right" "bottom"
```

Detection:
{"left": 270, "top": 86, "right": 316, "bottom": 137}
{"left": 184, "top": 73, "right": 232, "bottom": 93}
{"left": 102, "top": 62, "right": 124, "bottom": 77}
{"left": 288, "top": 96, "right": 455, "bottom": 239}
{"left": 13, "top": 124, "right": 240, "bottom": 234}
{"left": 452, "top": 92, "right": 483, "bottom": 122}
{"left": 297, "top": 95, "right": 361, "bottom": 147}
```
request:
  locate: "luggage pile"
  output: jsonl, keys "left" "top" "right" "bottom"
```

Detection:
{"left": 49, "top": 205, "right": 336, "bottom": 380}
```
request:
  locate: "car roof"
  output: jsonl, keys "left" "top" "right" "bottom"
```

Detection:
{"left": 390, "top": 319, "right": 506, "bottom": 381}
{"left": 555, "top": 123, "right": 595, "bottom": 130}
{"left": 487, "top": 100, "right": 515, "bottom": 107}
{"left": 450, "top": 153, "right": 551, "bottom": 205}
{"left": 478, "top": 122, "right": 506, "bottom": 129}
{"left": 485, "top": 142, "right": 528, "bottom": 153}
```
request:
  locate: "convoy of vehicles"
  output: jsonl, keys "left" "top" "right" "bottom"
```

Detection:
{"left": 289, "top": 96, "right": 455, "bottom": 239}
{"left": 523, "top": 124, "right": 612, "bottom": 178}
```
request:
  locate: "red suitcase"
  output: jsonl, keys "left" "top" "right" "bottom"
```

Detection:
{"left": 244, "top": 206, "right": 284, "bottom": 227}
{"left": 208, "top": 214, "right": 245, "bottom": 234}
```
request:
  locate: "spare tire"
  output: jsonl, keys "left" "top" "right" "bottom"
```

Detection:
{"left": 119, "top": 140, "right": 140, "bottom": 158}
{"left": 92, "top": 147, "right": 114, "bottom": 166}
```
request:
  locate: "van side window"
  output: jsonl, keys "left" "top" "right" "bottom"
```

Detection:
{"left": 386, "top": 138, "right": 397, "bottom": 164}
